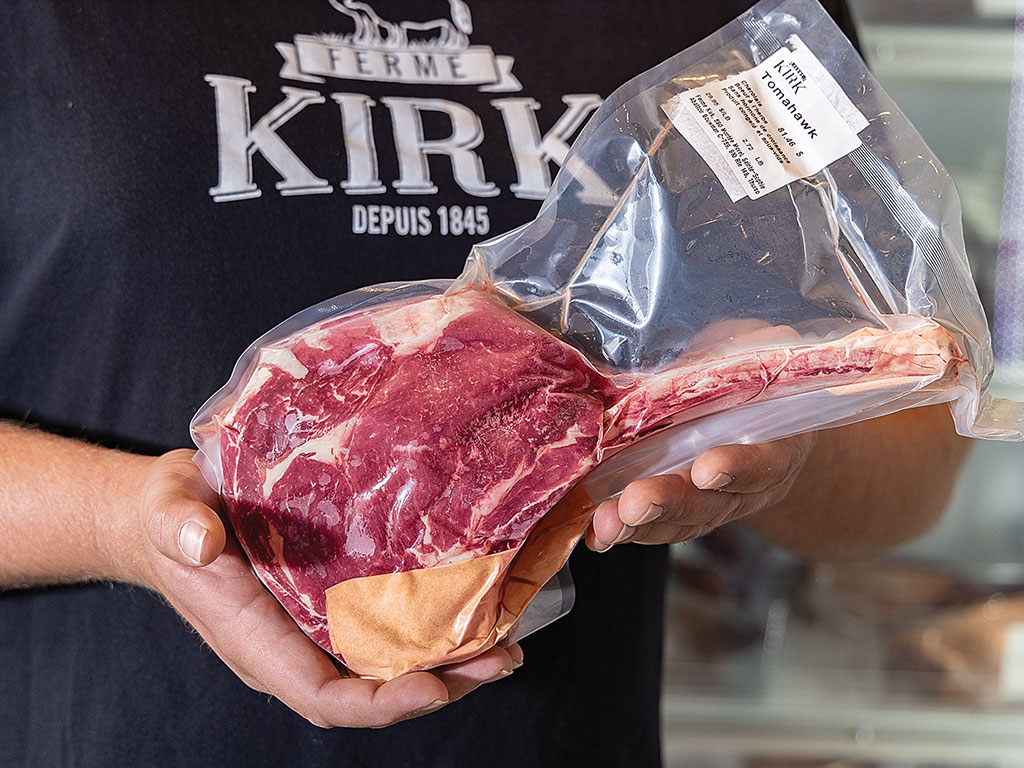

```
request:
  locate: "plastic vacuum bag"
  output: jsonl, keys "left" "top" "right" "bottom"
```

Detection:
{"left": 191, "top": 0, "right": 1024, "bottom": 680}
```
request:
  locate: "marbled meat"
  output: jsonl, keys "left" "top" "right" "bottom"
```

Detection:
{"left": 213, "top": 288, "right": 961, "bottom": 652}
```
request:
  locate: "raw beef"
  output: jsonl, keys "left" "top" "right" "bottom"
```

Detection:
{"left": 213, "top": 288, "right": 961, "bottom": 654}
{"left": 216, "top": 290, "right": 615, "bottom": 650}
{"left": 603, "top": 323, "right": 958, "bottom": 448}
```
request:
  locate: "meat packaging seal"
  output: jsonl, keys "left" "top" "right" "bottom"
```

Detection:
{"left": 191, "top": 0, "right": 1024, "bottom": 681}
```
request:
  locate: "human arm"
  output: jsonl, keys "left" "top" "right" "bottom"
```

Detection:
{"left": 0, "top": 421, "right": 520, "bottom": 728}
{"left": 586, "top": 404, "right": 971, "bottom": 561}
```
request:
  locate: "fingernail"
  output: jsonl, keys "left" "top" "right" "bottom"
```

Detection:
{"left": 613, "top": 524, "right": 636, "bottom": 544}
{"left": 178, "top": 520, "right": 208, "bottom": 565}
{"left": 507, "top": 644, "right": 524, "bottom": 668}
{"left": 506, "top": 646, "right": 524, "bottom": 669}
{"left": 485, "top": 669, "right": 513, "bottom": 684}
{"left": 595, "top": 523, "right": 637, "bottom": 553}
{"left": 636, "top": 503, "right": 664, "bottom": 525}
{"left": 701, "top": 472, "right": 734, "bottom": 490}
{"left": 409, "top": 698, "right": 448, "bottom": 717}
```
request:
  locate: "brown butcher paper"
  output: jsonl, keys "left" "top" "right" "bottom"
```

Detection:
{"left": 325, "top": 485, "right": 595, "bottom": 680}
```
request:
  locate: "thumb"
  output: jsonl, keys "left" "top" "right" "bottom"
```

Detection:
{"left": 152, "top": 501, "right": 227, "bottom": 567}
{"left": 144, "top": 454, "right": 228, "bottom": 568}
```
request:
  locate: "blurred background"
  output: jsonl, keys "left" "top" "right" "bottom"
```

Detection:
{"left": 661, "top": 1, "right": 1024, "bottom": 765}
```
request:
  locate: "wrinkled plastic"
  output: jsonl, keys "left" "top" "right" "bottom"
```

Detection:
{"left": 192, "top": 0, "right": 1024, "bottom": 678}
{"left": 460, "top": 0, "right": 1020, "bottom": 442}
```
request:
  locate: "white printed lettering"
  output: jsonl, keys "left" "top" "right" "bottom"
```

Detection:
{"left": 352, "top": 204, "right": 368, "bottom": 233}
{"left": 351, "top": 204, "right": 438, "bottom": 236}
{"left": 331, "top": 93, "right": 387, "bottom": 194}
{"left": 413, "top": 54, "right": 439, "bottom": 79}
{"left": 381, "top": 97, "right": 498, "bottom": 197}
{"left": 208, "top": 4, "right": 593, "bottom": 210}
{"left": 491, "top": 94, "right": 602, "bottom": 200}
{"left": 417, "top": 206, "right": 433, "bottom": 234}
{"left": 205, "top": 76, "right": 332, "bottom": 202}
{"left": 448, "top": 54, "right": 466, "bottom": 80}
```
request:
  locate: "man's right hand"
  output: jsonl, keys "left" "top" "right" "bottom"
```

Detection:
{"left": 0, "top": 426, "right": 520, "bottom": 729}
{"left": 120, "top": 449, "right": 523, "bottom": 728}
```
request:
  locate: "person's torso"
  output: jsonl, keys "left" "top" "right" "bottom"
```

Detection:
{"left": 1, "top": 0, "right": 804, "bottom": 447}
{"left": 0, "top": 2, "right": 855, "bottom": 765}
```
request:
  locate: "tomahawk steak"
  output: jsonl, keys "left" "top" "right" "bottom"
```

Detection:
{"left": 211, "top": 288, "right": 961, "bottom": 654}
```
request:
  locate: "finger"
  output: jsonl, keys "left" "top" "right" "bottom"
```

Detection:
{"left": 175, "top": 557, "right": 449, "bottom": 728}
{"left": 244, "top": 611, "right": 448, "bottom": 728}
{"left": 589, "top": 517, "right": 713, "bottom": 549}
{"left": 690, "top": 433, "right": 817, "bottom": 494}
{"left": 332, "top": 672, "right": 451, "bottom": 728}
{"left": 507, "top": 642, "right": 524, "bottom": 668}
{"left": 589, "top": 474, "right": 749, "bottom": 548}
{"left": 596, "top": 435, "right": 818, "bottom": 549}
{"left": 430, "top": 646, "right": 515, "bottom": 703}
{"left": 622, "top": 519, "right": 718, "bottom": 545}
{"left": 587, "top": 497, "right": 638, "bottom": 552}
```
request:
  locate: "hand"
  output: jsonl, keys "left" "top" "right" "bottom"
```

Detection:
{"left": 117, "top": 449, "right": 521, "bottom": 728}
{"left": 585, "top": 433, "right": 817, "bottom": 551}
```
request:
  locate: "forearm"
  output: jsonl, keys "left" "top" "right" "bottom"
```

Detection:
{"left": 0, "top": 421, "right": 153, "bottom": 588}
{"left": 0, "top": 423, "right": 516, "bottom": 725}
{"left": 744, "top": 404, "right": 972, "bottom": 561}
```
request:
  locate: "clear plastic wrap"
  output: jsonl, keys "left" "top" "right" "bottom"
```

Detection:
{"left": 191, "top": 0, "right": 1024, "bottom": 680}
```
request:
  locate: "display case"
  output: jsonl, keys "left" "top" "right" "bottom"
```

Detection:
{"left": 661, "top": 440, "right": 1024, "bottom": 767}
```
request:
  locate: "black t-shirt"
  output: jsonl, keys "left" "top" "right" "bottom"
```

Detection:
{"left": 0, "top": 2, "right": 858, "bottom": 766}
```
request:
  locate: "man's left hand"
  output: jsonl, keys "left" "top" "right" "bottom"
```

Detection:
{"left": 586, "top": 433, "right": 818, "bottom": 550}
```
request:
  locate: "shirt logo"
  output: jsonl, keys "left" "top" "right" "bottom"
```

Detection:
{"left": 277, "top": 0, "right": 520, "bottom": 91}
{"left": 204, "top": 0, "right": 603, "bottom": 237}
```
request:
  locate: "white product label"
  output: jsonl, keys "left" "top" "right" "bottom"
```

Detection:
{"left": 999, "top": 621, "right": 1024, "bottom": 700}
{"left": 662, "top": 36, "right": 868, "bottom": 202}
